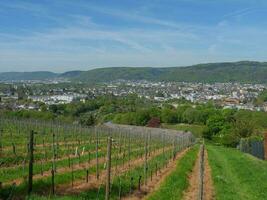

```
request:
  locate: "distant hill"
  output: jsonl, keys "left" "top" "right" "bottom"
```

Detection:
{"left": 72, "top": 61, "right": 267, "bottom": 83}
{"left": 0, "top": 71, "right": 58, "bottom": 81}
{"left": 1, "top": 61, "right": 267, "bottom": 83}
{"left": 59, "top": 71, "right": 82, "bottom": 79}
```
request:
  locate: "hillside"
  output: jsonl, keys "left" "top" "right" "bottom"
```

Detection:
{"left": 0, "top": 71, "right": 58, "bottom": 81}
{"left": 1, "top": 61, "right": 267, "bottom": 83}
{"left": 75, "top": 61, "right": 267, "bottom": 83}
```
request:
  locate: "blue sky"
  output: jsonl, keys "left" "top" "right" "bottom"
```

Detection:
{"left": 0, "top": 0, "right": 267, "bottom": 72}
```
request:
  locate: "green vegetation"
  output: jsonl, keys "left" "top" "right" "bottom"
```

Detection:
{"left": 0, "top": 117, "right": 193, "bottom": 199}
{"left": 0, "top": 71, "right": 57, "bottom": 81}
{"left": 2, "top": 61, "right": 267, "bottom": 83}
{"left": 3, "top": 94, "right": 267, "bottom": 147}
{"left": 112, "top": 101, "right": 267, "bottom": 147}
{"left": 254, "top": 89, "right": 267, "bottom": 105}
{"left": 162, "top": 123, "right": 206, "bottom": 138}
{"left": 1, "top": 95, "right": 154, "bottom": 124}
{"left": 147, "top": 145, "right": 199, "bottom": 200}
{"left": 70, "top": 60, "right": 267, "bottom": 83}
{"left": 207, "top": 145, "right": 267, "bottom": 200}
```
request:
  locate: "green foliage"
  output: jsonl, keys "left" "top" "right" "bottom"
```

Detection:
{"left": 79, "top": 113, "right": 96, "bottom": 126}
{"left": 3, "top": 93, "right": 267, "bottom": 148}
{"left": 3, "top": 110, "right": 54, "bottom": 120}
{"left": 254, "top": 89, "right": 267, "bottom": 105}
{"left": 3, "top": 61, "right": 267, "bottom": 83}
{"left": 207, "top": 145, "right": 267, "bottom": 200}
{"left": 206, "top": 114, "right": 225, "bottom": 136}
{"left": 69, "top": 61, "right": 267, "bottom": 84}
{"left": 161, "top": 108, "right": 177, "bottom": 123}
{"left": 113, "top": 110, "right": 151, "bottom": 126}
{"left": 162, "top": 123, "right": 207, "bottom": 138}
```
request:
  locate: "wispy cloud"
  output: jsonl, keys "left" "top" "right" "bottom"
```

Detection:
{"left": 72, "top": 3, "right": 194, "bottom": 31}
{"left": 0, "top": 1, "right": 47, "bottom": 13}
{"left": 222, "top": 7, "right": 267, "bottom": 21}
{"left": 1, "top": 0, "right": 267, "bottom": 71}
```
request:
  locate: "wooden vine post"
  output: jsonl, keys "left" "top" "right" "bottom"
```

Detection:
{"left": 52, "top": 133, "right": 56, "bottom": 173}
{"left": 105, "top": 137, "right": 112, "bottom": 200}
{"left": 144, "top": 134, "right": 148, "bottom": 185}
{"left": 51, "top": 169, "right": 55, "bottom": 195}
{"left": 96, "top": 128, "right": 99, "bottom": 179}
{"left": 0, "top": 128, "right": 2, "bottom": 156}
{"left": 198, "top": 143, "right": 205, "bottom": 200}
{"left": 28, "top": 130, "right": 34, "bottom": 195}
{"left": 264, "top": 132, "right": 267, "bottom": 160}
{"left": 128, "top": 132, "right": 131, "bottom": 167}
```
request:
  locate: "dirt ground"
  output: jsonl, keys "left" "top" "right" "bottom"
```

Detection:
{"left": 203, "top": 150, "right": 214, "bottom": 200}
{"left": 56, "top": 146, "right": 173, "bottom": 195}
{"left": 182, "top": 148, "right": 214, "bottom": 200}
{"left": 122, "top": 148, "right": 190, "bottom": 200}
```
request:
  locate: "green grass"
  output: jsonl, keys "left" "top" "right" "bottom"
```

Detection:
{"left": 207, "top": 144, "right": 267, "bottom": 200}
{"left": 147, "top": 145, "right": 199, "bottom": 200}
{"left": 162, "top": 123, "right": 206, "bottom": 138}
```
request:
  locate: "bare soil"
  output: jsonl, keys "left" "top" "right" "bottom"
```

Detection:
{"left": 182, "top": 148, "right": 214, "bottom": 200}
{"left": 122, "top": 148, "right": 190, "bottom": 200}
{"left": 203, "top": 150, "right": 214, "bottom": 200}
{"left": 56, "top": 147, "right": 173, "bottom": 195}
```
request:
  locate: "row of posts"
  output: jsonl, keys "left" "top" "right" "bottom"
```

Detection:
{"left": 17, "top": 129, "right": 192, "bottom": 198}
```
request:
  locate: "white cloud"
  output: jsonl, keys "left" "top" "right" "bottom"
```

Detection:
{"left": 1, "top": 1, "right": 267, "bottom": 72}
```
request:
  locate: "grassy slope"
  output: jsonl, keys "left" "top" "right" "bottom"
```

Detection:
{"left": 147, "top": 145, "right": 199, "bottom": 200}
{"left": 207, "top": 145, "right": 267, "bottom": 200}
{"left": 162, "top": 123, "right": 206, "bottom": 138}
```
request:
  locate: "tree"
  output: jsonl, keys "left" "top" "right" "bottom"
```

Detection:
{"left": 161, "top": 108, "right": 177, "bottom": 124}
{"left": 233, "top": 119, "right": 255, "bottom": 138}
{"left": 80, "top": 114, "right": 96, "bottom": 126}
{"left": 205, "top": 114, "right": 225, "bottom": 139}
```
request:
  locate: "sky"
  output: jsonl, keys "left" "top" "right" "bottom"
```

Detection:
{"left": 0, "top": 0, "right": 267, "bottom": 72}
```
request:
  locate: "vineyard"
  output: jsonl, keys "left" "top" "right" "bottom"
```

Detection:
{"left": 0, "top": 118, "right": 195, "bottom": 199}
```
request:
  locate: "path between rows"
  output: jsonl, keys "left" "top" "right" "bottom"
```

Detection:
{"left": 182, "top": 148, "right": 214, "bottom": 200}
{"left": 122, "top": 148, "right": 190, "bottom": 200}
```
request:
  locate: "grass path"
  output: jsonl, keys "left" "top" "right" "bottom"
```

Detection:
{"left": 146, "top": 145, "right": 199, "bottom": 200}
{"left": 207, "top": 145, "right": 267, "bottom": 200}
{"left": 121, "top": 148, "right": 190, "bottom": 200}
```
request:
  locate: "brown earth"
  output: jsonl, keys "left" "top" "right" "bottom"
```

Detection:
{"left": 182, "top": 148, "right": 214, "bottom": 200}
{"left": 56, "top": 146, "right": 173, "bottom": 195}
{"left": 203, "top": 150, "right": 214, "bottom": 200}
{"left": 122, "top": 148, "right": 190, "bottom": 200}
{"left": 3, "top": 146, "right": 144, "bottom": 186}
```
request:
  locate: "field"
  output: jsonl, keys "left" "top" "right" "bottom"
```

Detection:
{"left": 1, "top": 118, "right": 267, "bottom": 200}
{"left": 0, "top": 118, "right": 194, "bottom": 199}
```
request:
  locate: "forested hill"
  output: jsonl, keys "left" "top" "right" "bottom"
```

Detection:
{"left": 0, "top": 71, "right": 58, "bottom": 81}
{"left": 74, "top": 61, "right": 267, "bottom": 83}
{"left": 1, "top": 61, "right": 267, "bottom": 83}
